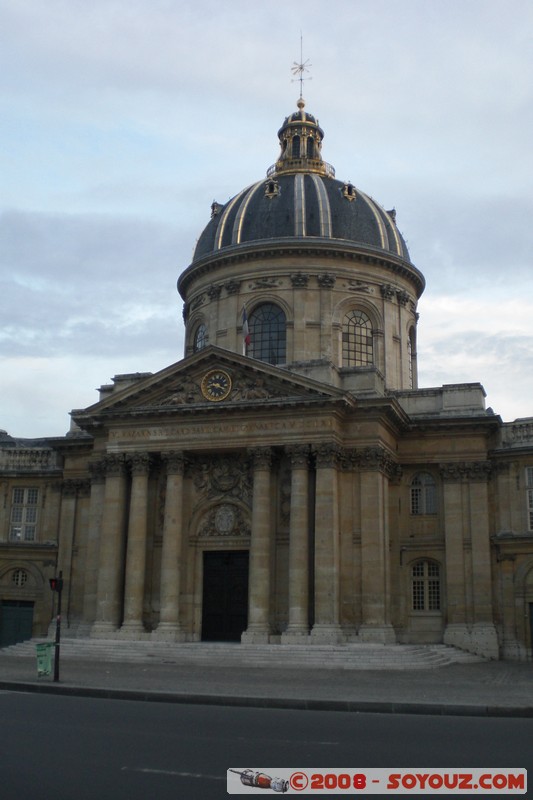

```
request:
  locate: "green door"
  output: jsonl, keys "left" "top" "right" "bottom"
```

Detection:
{"left": 0, "top": 600, "right": 34, "bottom": 647}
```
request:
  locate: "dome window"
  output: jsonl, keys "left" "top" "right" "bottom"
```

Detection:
{"left": 264, "top": 178, "right": 280, "bottom": 199}
{"left": 193, "top": 323, "right": 208, "bottom": 352}
{"left": 342, "top": 310, "right": 373, "bottom": 367}
{"left": 342, "top": 182, "right": 356, "bottom": 202}
{"left": 306, "top": 137, "right": 314, "bottom": 158}
{"left": 249, "top": 303, "right": 286, "bottom": 366}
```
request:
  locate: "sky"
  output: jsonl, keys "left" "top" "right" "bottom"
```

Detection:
{"left": 1, "top": 0, "right": 532, "bottom": 438}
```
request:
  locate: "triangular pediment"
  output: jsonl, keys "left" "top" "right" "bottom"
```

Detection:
{"left": 71, "top": 346, "right": 350, "bottom": 426}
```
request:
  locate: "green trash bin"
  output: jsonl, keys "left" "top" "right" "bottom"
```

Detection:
{"left": 36, "top": 642, "right": 54, "bottom": 677}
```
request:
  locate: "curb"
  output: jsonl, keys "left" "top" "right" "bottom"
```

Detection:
{"left": 1, "top": 680, "right": 531, "bottom": 718}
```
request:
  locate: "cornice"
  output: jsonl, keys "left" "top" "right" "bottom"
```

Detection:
{"left": 178, "top": 237, "right": 425, "bottom": 299}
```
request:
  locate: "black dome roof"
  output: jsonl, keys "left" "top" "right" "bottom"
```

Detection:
{"left": 191, "top": 99, "right": 410, "bottom": 265}
{"left": 193, "top": 174, "right": 410, "bottom": 263}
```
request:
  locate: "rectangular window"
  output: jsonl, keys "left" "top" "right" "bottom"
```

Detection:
{"left": 527, "top": 468, "right": 533, "bottom": 531}
{"left": 9, "top": 488, "right": 39, "bottom": 542}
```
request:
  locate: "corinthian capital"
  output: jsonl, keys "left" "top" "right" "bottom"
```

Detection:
{"left": 248, "top": 447, "right": 272, "bottom": 470}
{"left": 162, "top": 450, "right": 185, "bottom": 475}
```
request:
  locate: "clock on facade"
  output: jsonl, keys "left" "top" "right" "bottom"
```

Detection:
{"left": 200, "top": 369, "right": 232, "bottom": 401}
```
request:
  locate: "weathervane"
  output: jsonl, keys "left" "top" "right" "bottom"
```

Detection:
{"left": 291, "top": 34, "right": 312, "bottom": 98}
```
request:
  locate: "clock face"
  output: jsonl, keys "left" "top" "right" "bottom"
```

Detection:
{"left": 201, "top": 369, "right": 232, "bottom": 402}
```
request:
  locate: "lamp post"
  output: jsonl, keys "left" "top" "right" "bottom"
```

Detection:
{"left": 49, "top": 570, "right": 63, "bottom": 682}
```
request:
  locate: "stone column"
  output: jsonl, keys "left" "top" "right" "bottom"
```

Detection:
{"left": 91, "top": 453, "right": 128, "bottom": 638}
{"left": 54, "top": 479, "right": 80, "bottom": 634}
{"left": 441, "top": 465, "right": 469, "bottom": 650}
{"left": 468, "top": 463, "right": 499, "bottom": 658}
{"left": 282, "top": 444, "right": 310, "bottom": 643}
{"left": 242, "top": 447, "right": 272, "bottom": 643}
{"left": 81, "top": 460, "right": 106, "bottom": 631}
{"left": 311, "top": 442, "right": 343, "bottom": 643}
{"left": 358, "top": 447, "right": 396, "bottom": 643}
{"left": 120, "top": 453, "right": 152, "bottom": 638}
{"left": 154, "top": 451, "right": 186, "bottom": 641}
{"left": 499, "top": 555, "right": 522, "bottom": 659}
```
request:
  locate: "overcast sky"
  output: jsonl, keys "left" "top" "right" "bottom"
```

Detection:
{"left": 1, "top": 0, "right": 532, "bottom": 438}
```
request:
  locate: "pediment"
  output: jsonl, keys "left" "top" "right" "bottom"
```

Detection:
{"left": 74, "top": 346, "right": 348, "bottom": 422}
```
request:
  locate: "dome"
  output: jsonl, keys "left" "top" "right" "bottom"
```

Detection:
{"left": 191, "top": 99, "right": 410, "bottom": 266}
{"left": 193, "top": 174, "right": 410, "bottom": 263}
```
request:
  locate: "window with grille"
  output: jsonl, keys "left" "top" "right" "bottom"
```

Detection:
{"left": 248, "top": 303, "right": 286, "bottom": 365}
{"left": 193, "top": 323, "right": 208, "bottom": 352}
{"left": 342, "top": 310, "right": 373, "bottom": 367}
{"left": 12, "top": 569, "right": 28, "bottom": 587}
{"left": 410, "top": 473, "right": 437, "bottom": 515}
{"left": 411, "top": 560, "right": 441, "bottom": 611}
{"left": 10, "top": 488, "right": 39, "bottom": 542}
{"left": 526, "top": 467, "right": 533, "bottom": 531}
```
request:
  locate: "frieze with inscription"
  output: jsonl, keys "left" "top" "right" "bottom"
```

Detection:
{"left": 109, "top": 417, "right": 333, "bottom": 443}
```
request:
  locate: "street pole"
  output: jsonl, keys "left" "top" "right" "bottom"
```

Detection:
{"left": 53, "top": 570, "right": 63, "bottom": 682}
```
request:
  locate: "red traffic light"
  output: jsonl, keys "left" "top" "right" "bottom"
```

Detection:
{"left": 49, "top": 577, "right": 63, "bottom": 592}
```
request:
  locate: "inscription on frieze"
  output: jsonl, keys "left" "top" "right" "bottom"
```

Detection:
{"left": 109, "top": 417, "right": 333, "bottom": 442}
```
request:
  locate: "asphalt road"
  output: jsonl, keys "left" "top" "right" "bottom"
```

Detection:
{"left": 1, "top": 691, "right": 531, "bottom": 799}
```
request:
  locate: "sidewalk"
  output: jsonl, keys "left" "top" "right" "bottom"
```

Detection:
{"left": 1, "top": 651, "right": 532, "bottom": 717}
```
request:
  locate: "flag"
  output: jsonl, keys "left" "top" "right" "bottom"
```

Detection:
{"left": 242, "top": 306, "right": 251, "bottom": 355}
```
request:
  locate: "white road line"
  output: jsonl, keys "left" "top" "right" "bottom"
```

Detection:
{"left": 121, "top": 767, "right": 224, "bottom": 781}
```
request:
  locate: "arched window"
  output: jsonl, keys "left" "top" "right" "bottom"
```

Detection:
{"left": 411, "top": 560, "right": 441, "bottom": 611}
{"left": 193, "top": 323, "right": 208, "bottom": 352}
{"left": 292, "top": 135, "right": 301, "bottom": 158}
{"left": 408, "top": 327, "right": 416, "bottom": 389}
{"left": 306, "top": 137, "right": 314, "bottom": 158}
{"left": 410, "top": 473, "right": 437, "bottom": 515}
{"left": 342, "top": 310, "right": 373, "bottom": 367}
{"left": 249, "top": 303, "right": 286, "bottom": 365}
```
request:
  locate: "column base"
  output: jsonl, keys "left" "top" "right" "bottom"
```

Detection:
{"left": 358, "top": 624, "right": 396, "bottom": 644}
{"left": 90, "top": 621, "right": 119, "bottom": 639}
{"left": 118, "top": 622, "right": 150, "bottom": 640}
{"left": 241, "top": 627, "right": 270, "bottom": 644}
{"left": 281, "top": 628, "right": 310, "bottom": 645}
{"left": 310, "top": 624, "right": 343, "bottom": 644}
{"left": 152, "top": 623, "right": 187, "bottom": 642}
{"left": 470, "top": 622, "right": 499, "bottom": 659}
{"left": 502, "top": 638, "right": 526, "bottom": 661}
{"left": 443, "top": 623, "right": 470, "bottom": 650}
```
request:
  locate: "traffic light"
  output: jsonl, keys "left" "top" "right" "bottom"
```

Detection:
{"left": 49, "top": 576, "right": 63, "bottom": 592}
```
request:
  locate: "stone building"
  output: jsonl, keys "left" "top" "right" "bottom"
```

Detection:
{"left": 1, "top": 98, "right": 533, "bottom": 659}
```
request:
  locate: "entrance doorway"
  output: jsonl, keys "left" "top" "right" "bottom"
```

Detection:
{"left": 0, "top": 600, "right": 34, "bottom": 647}
{"left": 202, "top": 550, "right": 249, "bottom": 642}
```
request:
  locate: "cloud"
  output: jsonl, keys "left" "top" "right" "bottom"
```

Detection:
{"left": 1, "top": 0, "right": 532, "bottom": 435}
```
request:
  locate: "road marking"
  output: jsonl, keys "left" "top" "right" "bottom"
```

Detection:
{"left": 121, "top": 767, "right": 224, "bottom": 781}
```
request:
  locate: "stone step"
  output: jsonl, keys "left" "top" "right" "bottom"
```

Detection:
{"left": 0, "top": 638, "right": 485, "bottom": 670}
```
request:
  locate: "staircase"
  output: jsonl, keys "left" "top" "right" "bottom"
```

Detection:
{"left": 0, "top": 638, "right": 484, "bottom": 670}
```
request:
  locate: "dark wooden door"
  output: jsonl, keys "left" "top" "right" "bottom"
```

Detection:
{"left": 202, "top": 551, "right": 249, "bottom": 642}
{"left": 0, "top": 600, "right": 34, "bottom": 647}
